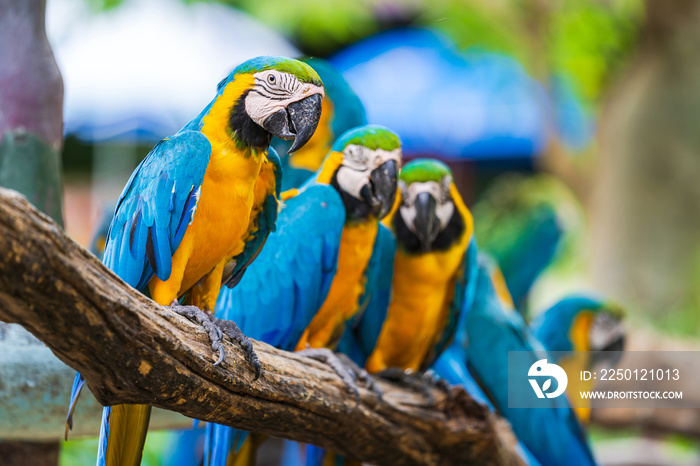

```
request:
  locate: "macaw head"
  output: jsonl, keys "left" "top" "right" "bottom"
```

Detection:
{"left": 533, "top": 295, "right": 626, "bottom": 360}
{"left": 273, "top": 58, "right": 367, "bottom": 168}
{"left": 217, "top": 56, "right": 325, "bottom": 153}
{"left": 318, "top": 125, "right": 401, "bottom": 222}
{"left": 394, "top": 159, "right": 472, "bottom": 253}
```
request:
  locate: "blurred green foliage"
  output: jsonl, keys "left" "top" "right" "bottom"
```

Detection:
{"left": 547, "top": 0, "right": 643, "bottom": 102}
{"left": 60, "top": 431, "right": 175, "bottom": 466}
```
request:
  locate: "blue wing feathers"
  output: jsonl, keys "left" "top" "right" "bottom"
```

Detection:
{"left": 442, "top": 254, "right": 596, "bottom": 466}
{"left": 102, "top": 130, "right": 210, "bottom": 292}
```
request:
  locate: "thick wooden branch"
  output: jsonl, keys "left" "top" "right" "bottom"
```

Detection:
{"left": 0, "top": 187, "right": 524, "bottom": 466}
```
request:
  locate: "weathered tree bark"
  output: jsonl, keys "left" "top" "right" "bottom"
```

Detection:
{"left": 0, "top": 187, "right": 524, "bottom": 466}
{"left": 0, "top": 441, "right": 60, "bottom": 466}
{"left": 0, "top": 322, "right": 194, "bottom": 440}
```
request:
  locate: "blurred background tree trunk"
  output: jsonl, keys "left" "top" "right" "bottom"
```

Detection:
{"left": 0, "top": 0, "right": 63, "bottom": 223}
{"left": 0, "top": 0, "right": 64, "bottom": 464}
{"left": 590, "top": 0, "right": 700, "bottom": 330}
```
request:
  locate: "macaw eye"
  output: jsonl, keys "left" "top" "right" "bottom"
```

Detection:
{"left": 267, "top": 74, "right": 276, "bottom": 85}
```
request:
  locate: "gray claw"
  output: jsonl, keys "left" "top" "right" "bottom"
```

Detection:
{"left": 298, "top": 348, "right": 381, "bottom": 405}
{"left": 213, "top": 317, "right": 262, "bottom": 380}
{"left": 377, "top": 367, "right": 448, "bottom": 404}
{"left": 169, "top": 302, "right": 261, "bottom": 378}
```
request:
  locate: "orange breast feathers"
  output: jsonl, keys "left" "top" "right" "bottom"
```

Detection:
{"left": 365, "top": 247, "right": 464, "bottom": 373}
{"left": 149, "top": 74, "right": 266, "bottom": 310}
{"left": 295, "top": 220, "right": 379, "bottom": 350}
{"left": 367, "top": 183, "right": 473, "bottom": 373}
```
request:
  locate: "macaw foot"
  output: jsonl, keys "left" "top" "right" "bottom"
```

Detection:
{"left": 169, "top": 301, "right": 262, "bottom": 379}
{"left": 297, "top": 348, "right": 382, "bottom": 405}
{"left": 376, "top": 368, "right": 449, "bottom": 404}
{"left": 213, "top": 317, "right": 261, "bottom": 380}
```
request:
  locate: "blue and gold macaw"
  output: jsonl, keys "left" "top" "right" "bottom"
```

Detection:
{"left": 274, "top": 58, "right": 367, "bottom": 191}
{"left": 341, "top": 159, "right": 477, "bottom": 375}
{"left": 434, "top": 255, "right": 598, "bottom": 466}
{"left": 204, "top": 125, "right": 401, "bottom": 466}
{"left": 283, "top": 159, "right": 477, "bottom": 466}
{"left": 64, "top": 56, "right": 326, "bottom": 466}
{"left": 531, "top": 295, "right": 625, "bottom": 423}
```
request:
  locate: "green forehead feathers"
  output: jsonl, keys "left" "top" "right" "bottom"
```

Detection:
{"left": 233, "top": 56, "right": 323, "bottom": 86}
{"left": 332, "top": 125, "right": 401, "bottom": 152}
{"left": 400, "top": 159, "right": 452, "bottom": 184}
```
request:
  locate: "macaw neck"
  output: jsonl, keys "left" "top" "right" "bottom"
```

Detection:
{"left": 569, "top": 311, "right": 594, "bottom": 352}
{"left": 199, "top": 73, "right": 270, "bottom": 157}
{"left": 315, "top": 150, "right": 343, "bottom": 183}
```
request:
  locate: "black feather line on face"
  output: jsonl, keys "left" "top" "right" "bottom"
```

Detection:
{"left": 331, "top": 170, "right": 373, "bottom": 222}
{"left": 229, "top": 89, "right": 272, "bottom": 151}
{"left": 394, "top": 199, "right": 465, "bottom": 254}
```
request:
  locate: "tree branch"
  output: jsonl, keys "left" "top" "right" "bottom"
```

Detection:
{"left": 0, "top": 187, "right": 524, "bottom": 466}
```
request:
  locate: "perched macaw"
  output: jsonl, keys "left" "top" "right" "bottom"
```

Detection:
{"left": 283, "top": 159, "right": 476, "bottom": 466}
{"left": 274, "top": 58, "right": 367, "bottom": 191}
{"left": 473, "top": 173, "right": 580, "bottom": 315}
{"left": 342, "top": 159, "right": 477, "bottom": 373}
{"left": 64, "top": 56, "right": 325, "bottom": 466}
{"left": 434, "top": 255, "right": 598, "bottom": 466}
{"left": 530, "top": 295, "right": 625, "bottom": 423}
{"left": 204, "top": 125, "right": 401, "bottom": 466}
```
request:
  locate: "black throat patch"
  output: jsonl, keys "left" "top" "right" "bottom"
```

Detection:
{"left": 229, "top": 90, "right": 272, "bottom": 151}
{"left": 394, "top": 201, "right": 465, "bottom": 254}
{"left": 331, "top": 170, "right": 374, "bottom": 222}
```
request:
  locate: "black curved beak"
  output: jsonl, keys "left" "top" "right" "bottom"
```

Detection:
{"left": 262, "top": 93, "right": 323, "bottom": 154}
{"left": 592, "top": 334, "right": 626, "bottom": 367}
{"left": 367, "top": 160, "right": 398, "bottom": 219}
{"left": 413, "top": 191, "right": 440, "bottom": 252}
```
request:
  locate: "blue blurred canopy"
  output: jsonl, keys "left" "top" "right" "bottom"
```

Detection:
{"left": 331, "top": 28, "right": 591, "bottom": 160}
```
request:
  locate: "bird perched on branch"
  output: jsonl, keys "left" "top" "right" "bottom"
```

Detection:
{"left": 340, "top": 159, "right": 477, "bottom": 375}
{"left": 434, "top": 255, "right": 598, "bottom": 466}
{"left": 531, "top": 295, "right": 625, "bottom": 423}
{"left": 289, "top": 159, "right": 478, "bottom": 466}
{"left": 274, "top": 58, "right": 367, "bottom": 191}
{"left": 204, "top": 125, "right": 401, "bottom": 466}
{"left": 65, "top": 55, "right": 325, "bottom": 466}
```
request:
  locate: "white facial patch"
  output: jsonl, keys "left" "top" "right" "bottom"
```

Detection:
{"left": 335, "top": 145, "right": 401, "bottom": 199}
{"left": 244, "top": 70, "right": 324, "bottom": 127}
{"left": 590, "top": 313, "right": 625, "bottom": 351}
{"left": 398, "top": 178, "right": 454, "bottom": 233}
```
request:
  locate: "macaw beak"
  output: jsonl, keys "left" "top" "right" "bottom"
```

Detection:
{"left": 366, "top": 160, "right": 398, "bottom": 219}
{"left": 413, "top": 191, "right": 441, "bottom": 252}
{"left": 262, "top": 93, "right": 323, "bottom": 154}
{"left": 592, "top": 334, "right": 626, "bottom": 367}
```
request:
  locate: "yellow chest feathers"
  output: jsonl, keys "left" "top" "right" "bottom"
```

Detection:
{"left": 296, "top": 219, "right": 379, "bottom": 350}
